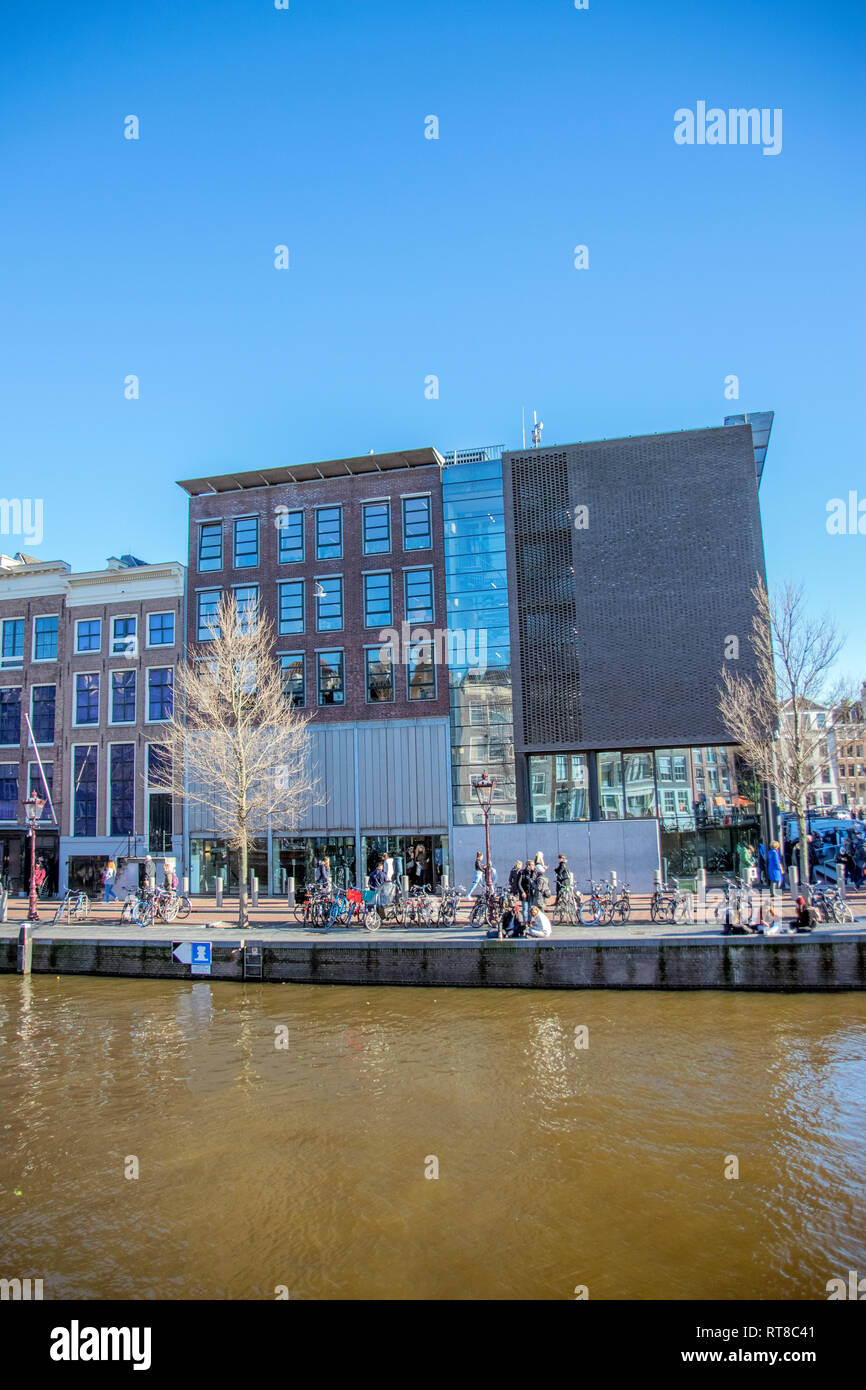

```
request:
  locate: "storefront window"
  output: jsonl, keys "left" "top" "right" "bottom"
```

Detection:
{"left": 597, "top": 752, "right": 624, "bottom": 820}
{"left": 528, "top": 753, "right": 588, "bottom": 822}
{"left": 624, "top": 752, "right": 656, "bottom": 818}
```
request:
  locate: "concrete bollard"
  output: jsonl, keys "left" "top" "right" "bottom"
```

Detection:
{"left": 215, "top": 875, "right": 224, "bottom": 909}
{"left": 788, "top": 864, "right": 798, "bottom": 900}
{"left": 836, "top": 861, "right": 846, "bottom": 899}
{"left": 251, "top": 875, "right": 259, "bottom": 908}
{"left": 17, "top": 924, "right": 32, "bottom": 975}
{"left": 653, "top": 869, "right": 662, "bottom": 888}
{"left": 182, "top": 875, "right": 189, "bottom": 895}
{"left": 609, "top": 870, "right": 617, "bottom": 888}
{"left": 401, "top": 874, "right": 410, "bottom": 898}
{"left": 0, "top": 886, "right": 7, "bottom": 923}
{"left": 287, "top": 875, "right": 295, "bottom": 910}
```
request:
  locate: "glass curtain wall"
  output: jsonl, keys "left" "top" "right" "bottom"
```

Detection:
{"left": 441, "top": 450, "right": 517, "bottom": 824}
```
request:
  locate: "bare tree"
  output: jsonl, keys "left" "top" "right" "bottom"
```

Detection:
{"left": 152, "top": 593, "right": 316, "bottom": 926}
{"left": 719, "top": 579, "right": 845, "bottom": 893}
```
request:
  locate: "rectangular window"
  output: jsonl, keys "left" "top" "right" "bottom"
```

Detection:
{"left": 30, "top": 685, "right": 56, "bottom": 743}
{"left": 362, "top": 502, "right": 390, "bottom": 555}
{"left": 280, "top": 653, "right": 305, "bottom": 707}
{"left": 72, "top": 745, "right": 98, "bottom": 837}
{"left": 597, "top": 752, "right": 624, "bottom": 819}
{"left": 528, "top": 753, "right": 588, "bottom": 822}
{"left": 1, "top": 619, "right": 25, "bottom": 669}
{"left": 233, "top": 516, "right": 259, "bottom": 568}
{"left": 0, "top": 688, "right": 22, "bottom": 745}
{"left": 148, "top": 611, "right": 175, "bottom": 646}
{"left": 28, "top": 762, "right": 53, "bottom": 814}
{"left": 278, "top": 580, "right": 304, "bottom": 635}
{"left": 363, "top": 572, "right": 392, "bottom": 628}
{"left": 315, "top": 576, "right": 343, "bottom": 631}
{"left": 0, "top": 762, "right": 18, "bottom": 820}
{"left": 197, "top": 590, "right": 221, "bottom": 641}
{"left": 109, "top": 743, "right": 135, "bottom": 836}
{"left": 624, "top": 752, "right": 656, "bottom": 818}
{"left": 402, "top": 495, "right": 432, "bottom": 550}
{"left": 33, "top": 615, "right": 59, "bottom": 661}
{"left": 75, "top": 619, "right": 101, "bottom": 653}
{"left": 147, "top": 668, "right": 174, "bottom": 721}
{"left": 75, "top": 673, "right": 100, "bottom": 725}
{"left": 316, "top": 507, "right": 342, "bottom": 560}
{"left": 404, "top": 568, "right": 434, "bottom": 623}
{"left": 317, "top": 650, "right": 345, "bottom": 706}
{"left": 407, "top": 642, "right": 436, "bottom": 701}
{"left": 277, "top": 509, "right": 304, "bottom": 564}
{"left": 111, "top": 616, "right": 137, "bottom": 657}
{"left": 233, "top": 585, "right": 259, "bottom": 634}
{"left": 198, "top": 521, "right": 223, "bottom": 572}
{"left": 147, "top": 744, "right": 171, "bottom": 786}
{"left": 365, "top": 646, "right": 394, "bottom": 703}
{"left": 111, "top": 670, "right": 136, "bottom": 723}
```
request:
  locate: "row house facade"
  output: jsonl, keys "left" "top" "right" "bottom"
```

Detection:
{"left": 0, "top": 552, "right": 184, "bottom": 896}
{"left": 177, "top": 448, "right": 453, "bottom": 896}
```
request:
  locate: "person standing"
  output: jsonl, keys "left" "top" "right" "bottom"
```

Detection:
{"left": 518, "top": 859, "right": 536, "bottom": 925}
{"left": 103, "top": 859, "right": 118, "bottom": 903}
{"left": 554, "top": 854, "right": 571, "bottom": 907}
{"left": 508, "top": 861, "right": 523, "bottom": 896}
{"left": 383, "top": 851, "right": 395, "bottom": 883}
{"left": 315, "top": 855, "right": 333, "bottom": 894}
{"left": 34, "top": 859, "right": 47, "bottom": 899}
{"left": 766, "top": 841, "right": 783, "bottom": 902}
{"left": 467, "top": 851, "right": 485, "bottom": 899}
{"left": 143, "top": 854, "right": 156, "bottom": 894}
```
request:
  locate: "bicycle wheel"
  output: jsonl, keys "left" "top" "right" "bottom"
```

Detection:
{"left": 364, "top": 905, "right": 380, "bottom": 931}
{"left": 578, "top": 897, "right": 602, "bottom": 926}
{"left": 160, "top": 897, "right": 180, "bottom": 922}
{"left": 176, "top": 896, "right": 192, "bottom": 919}
{"left": 614, "top": 895, "right": 631, "bottom": 923}
{"left": 469, "top": 900, "right": 487, "bottom": 928}
{"left": 672, "top": 897, "right": 690, "bottom": 924}
{"left": 76, "top": 896, "right": 90, "bottom": 921}
{"left": 133, "top": 901, "right": 153, "bottom": 927}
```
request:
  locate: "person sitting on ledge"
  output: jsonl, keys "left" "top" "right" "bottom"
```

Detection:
{"left": 790, "top": 896, "right": 820, "bottom": 933}
{"left": 526, "top": 905, "right": 553, "bottom": 938}
{"left": 502, "top": 899, "right": 525, "bottom": 938}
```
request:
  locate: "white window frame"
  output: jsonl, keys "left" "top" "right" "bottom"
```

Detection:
{"left": 106, "top": 740, "right": 136, "bottom": 838}
{"left": 146, "top": 610, "right": 176, "bottom": 648}
{"left": 27, "top": 759, "right": 53, "bottom": 810}
{"left": 108, "top": 667, "right": 137, "bottom": 726}
{"left": 0, "top": 758, "right": 19, "bottom": 820}
{"left": 145, "top": 665, "right": 174, "bottom": 725}
{"left": 69, "top": 742, "right": 98, "bottom": 837}
{"left": 0, "top": 685, "right": 22, "bottom": 747}
{"left": 74, "top": 617, "right": 102, "bottom": 654}
{"left": 1, "top": 616, "right": 26, "bottom": 670}
{"left": 72, "top": 670, "right": 101, "bottom": 728}
{"left": 110, "top": 613, "right": 138, "bottom": 658}
{"left": 29, "top": 683, "right": 56, "bottom": 746}
{"left": 31, "top": 613, "right": 60, "bottom": 663}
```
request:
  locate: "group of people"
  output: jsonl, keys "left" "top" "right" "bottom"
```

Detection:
{"left": 100, "top": 855, "right": 177, "bottom": 903}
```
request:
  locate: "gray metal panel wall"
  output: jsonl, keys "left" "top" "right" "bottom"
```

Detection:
{"left": 504, "top": 424, "right": 768, "bottom": 752}
{"left": 358, "top": 719, "right": 449, "bottom": 830}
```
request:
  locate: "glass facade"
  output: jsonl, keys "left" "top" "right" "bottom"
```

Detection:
{"left": 441, "top": 449, "right": 517, "bottom": 824}
{"left": 529, "top": 753, "right": 588, "bottom": 822}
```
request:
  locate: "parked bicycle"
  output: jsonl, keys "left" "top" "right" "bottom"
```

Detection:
{"left": 402, "top": 886, "right": 437, "bottom": 926}
{"left": 53, "top": 890, "right": 90, "bottom": 923}
{"left": 714, "top": 877, "right": 754, "bottom": 931}
{"left": 553, "top": 882, "right": 580, "bottom": 926}
{"left": 437, "top": 884, "right": 465, "bottom": 927}
{"left": 812, "top": 885, "right": 855, "bottom": 924}
{"left": 469, "top": 884, "right": 505, "bottom": 930}
{"left": 650, "top": 877, "right": 693, "bottom": 924}
{"left": 578, "top": 880, "right": 630, "bottom": 926}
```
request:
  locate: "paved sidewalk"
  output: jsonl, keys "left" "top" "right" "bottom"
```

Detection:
{"left": 2, "top": 888, "right": 864, "bottom": 946}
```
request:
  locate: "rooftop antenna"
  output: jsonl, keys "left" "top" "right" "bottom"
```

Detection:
{"left": 531, "top": 410, "right": 544, "bottom": 448}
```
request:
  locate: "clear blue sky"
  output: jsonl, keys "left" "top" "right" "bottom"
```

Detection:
{"left": 1, "top": 0, "right": 863, "bottom": 675}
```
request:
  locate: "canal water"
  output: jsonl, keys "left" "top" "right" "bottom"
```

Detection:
{"left": 1, "top": 976, "right": 865, "bottom": 1301}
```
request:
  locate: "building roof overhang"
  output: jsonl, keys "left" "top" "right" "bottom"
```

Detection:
{"left": 176, "top": 447, "right": 444, "bottom": 496}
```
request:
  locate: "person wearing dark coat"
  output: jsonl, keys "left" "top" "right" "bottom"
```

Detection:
{"left": 517, "top": 861, "right": 536, "bottom": 924}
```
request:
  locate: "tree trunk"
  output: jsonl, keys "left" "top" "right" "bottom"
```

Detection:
{"left": 238, "top": 833, "right": 249, "bottom": 930}
{"left": 796, "top": 805, "right": 809, "bottom": 900}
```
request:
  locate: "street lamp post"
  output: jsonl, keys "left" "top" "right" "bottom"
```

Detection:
{"left": 23, "top": 791, "right": 46, "bottom": 922}
{"left": 471, "top": 772, "right": 497, "bottom": 890}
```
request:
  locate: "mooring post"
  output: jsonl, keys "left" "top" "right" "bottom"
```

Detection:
{"left": 17, "top": 923, "right": 32, "bottom": 975}
{"left": 215, "top": 874, "right": 223, "bottom": 910}
{"left": 287, "top": 875, "right": 295, "bottom": 910}
{"left": 251, "top": 875, "right": 259, "bottom": 908}
{"left": 0, "top": 885, "right": 7, "bottom": 923}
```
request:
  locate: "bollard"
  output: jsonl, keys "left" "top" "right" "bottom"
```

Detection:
{"left": 0, "top": 886, "right": 7, "bottom": 923}
{"left": 836, "top": 861, "right": 846, "bottom": 899}
{"left": 788, "top": 864, "right": 799, "bottom": 901}
{"left": 251, "top": 875, "right": 259, "bottom": 908}
{"left": 662, "top": 857, "right": 668, "bottom": 885}
{"left": 442, "top": 871, "right": 449, "bottom": 891}
{"left": 215, "top": 874, "right": 224, "bottom": 909}
{"left": 609, "top": 870, "right": 617, "bottom": 887}
{"left": 401, "top": 874, "right": 409, "bottom": 898}
{"left": 182, "top": 875, "right": 189, "bottom": 895}
{"left": 696, "top": 866, "right": 707, "bottom": 921}
{"left": 287, "top": 875, "right": 295, "bottom": 910}
{"left": 17, "top": 924, "right": 32, "bottom": 975}
{"left": 653, "top": 869, "right": 662, "bottom": 887}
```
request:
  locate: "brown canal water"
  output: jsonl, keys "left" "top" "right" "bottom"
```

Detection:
{"left": 1, "top": 976, "right": 865, "bottom": 1301}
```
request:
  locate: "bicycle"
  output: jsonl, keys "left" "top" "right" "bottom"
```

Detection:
{"left": 812, "top": 885, "right": 855, "bottom": 924}
{"left": 469, "top": 885, "right": 505, "bottom": 930}
{"left": 53, "top": 890, "right": 90, "bottom": 924}
{"left": 553, "top": 882, "right": 580, "bottom": 926}
{"left": 714, "top": 877, "right": 754, "bottom": 931}
{"left": 651, "top": 878, "right": 692, "bottom": 924}
{"left": 437, "top": 885, "right": 465, "bottom": 927}
{"left": 402, "top": 886, "right": 436, "bottom": 926}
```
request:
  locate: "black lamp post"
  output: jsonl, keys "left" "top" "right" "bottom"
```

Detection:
{"left": 471, "top": 773, "right": 497, "bottom": 890}
{"left": 23, "top": 791, "right": 46, "bottom": 922}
